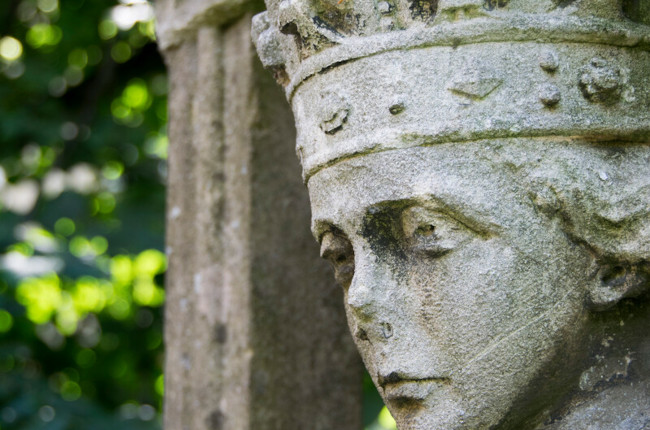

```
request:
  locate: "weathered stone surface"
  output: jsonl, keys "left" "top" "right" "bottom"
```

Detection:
{"left": 254, "top": 0, "right": 650, "bottom": 428}
{"left": 308, "top": 139, "right": 650, "bottom": 429}
{"left": 158, "top": 2, "right": 362, "bottom": 429}
{"left": 156, "top": 0, "right": 255, "bottom": 49}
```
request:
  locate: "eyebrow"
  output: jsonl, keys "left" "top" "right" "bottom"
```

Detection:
{"left": 363, "top": 196, "right": 500, "bottom": 238}
{"left": 311, "top": 198, "right": 420, "bottom": 241}
{"left": 312, "top": 195, "right": 501, "bottom": 242}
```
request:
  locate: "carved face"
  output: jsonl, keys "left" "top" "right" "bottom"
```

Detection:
{"left": 308, "top": 143, "right": 595, "bottom": 429}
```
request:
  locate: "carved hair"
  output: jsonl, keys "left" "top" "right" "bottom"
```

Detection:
{"left": 513, "top": 140, "right": 650, "bottom": 308}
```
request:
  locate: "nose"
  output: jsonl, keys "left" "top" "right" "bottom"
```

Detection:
{"left": 347, "top": 279, "right": 372, "bottom": 312}
{"left": 347, "top": 259, "right": 408, "bottom": 346}
{"left": 346, "top": 259, "right": 395, "bottom": 320}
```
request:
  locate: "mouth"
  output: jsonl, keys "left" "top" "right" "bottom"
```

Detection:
{"left": 378, "top": 372, "right": 450, "bottom": 402}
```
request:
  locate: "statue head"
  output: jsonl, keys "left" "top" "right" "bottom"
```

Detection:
{"left": 309, "top": 139, "right": 650, "bottom": 428}
{"left": 253, "top": 1, "right": 650, "bottom": 428}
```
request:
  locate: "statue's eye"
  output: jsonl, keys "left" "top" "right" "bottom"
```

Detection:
{"left": 320, "top": 231, "right": 355, "bottom": 289}
{"left": 415, "top": 223, "right": 435, "bottom": 237}
{"left": 401, "top": 206, "right": 473, "bottom": 256}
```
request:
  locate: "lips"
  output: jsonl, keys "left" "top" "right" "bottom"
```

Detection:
{"left": 378, "top": 372, "right": 450, "bottom": 401}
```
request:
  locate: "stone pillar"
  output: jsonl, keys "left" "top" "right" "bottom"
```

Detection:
{"left": 155, "top": 1, "right": 362, "bottom": 428}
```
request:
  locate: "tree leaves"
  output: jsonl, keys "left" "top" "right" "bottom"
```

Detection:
{"left": 0, "top": 0, "right": 166, "bottom": 427}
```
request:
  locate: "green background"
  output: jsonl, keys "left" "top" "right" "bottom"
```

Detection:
{"left": 0, "top": 1, "right": 393, "bottom": 428}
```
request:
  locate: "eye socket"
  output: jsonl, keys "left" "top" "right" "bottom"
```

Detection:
{"left": 401, "top": 206, "right": 473, "bottom": 257}
{"left": 414, "top": 223, "right": 435, "bottom": 237}
{"left": 320, "top": 230, "right": 355, "bottom": 289}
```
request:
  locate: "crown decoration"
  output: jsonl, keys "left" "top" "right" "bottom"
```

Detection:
{"left": 252, "top": 0, "right": 650, "bottom": 180}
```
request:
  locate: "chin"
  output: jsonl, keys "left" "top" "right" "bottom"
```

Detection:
{"left": 393, "top": 405, "right": 495, "bottom": 430}
{"left": 387, "top": 386, "right": 521, "bottom": 430}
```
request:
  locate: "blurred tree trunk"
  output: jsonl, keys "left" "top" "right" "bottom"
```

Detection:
{"left": 155, "top": 2, "right": 363, "bottom": 429}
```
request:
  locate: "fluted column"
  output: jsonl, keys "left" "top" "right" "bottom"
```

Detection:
{"left": 156, "top": 1, "right": 362, "bottom": 428}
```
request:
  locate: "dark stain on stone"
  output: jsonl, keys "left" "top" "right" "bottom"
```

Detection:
{"left": 410, "top": 0, "right": 438, "bottom": 22}
{"left": 271, "top": 66, "right": 290, "bottom": 87}
{"left": 484, "top": 0, "right": 509, "bottom": 10}
{"left": 313, "top": 11, "right": 356, "bottom": 37}
{"left": 214, "top": 324, "right": 227, "bottom": 344}
{"left": 319, "top": 59, "right": 353, "bottom": 75}
{"left": 622, "top": 0, "right": 649, "bottom": 23}
{"left": 389, "top": 102, "right": 405, "bottom": 115}
{"left": 553, "top": 0, "right": 577, "bottom": 8}
{"left": 280, "top": 21, "right": 299, "bottom": 36}
{"left": 206, "top": 410, "right": 225, "bottom": 429}
{"left": 361, "top": 202, "right": 408, "bottom": 260}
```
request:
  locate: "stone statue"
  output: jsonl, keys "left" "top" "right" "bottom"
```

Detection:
{"left": 253, "top": 1, "right": 650, "bottom": 428}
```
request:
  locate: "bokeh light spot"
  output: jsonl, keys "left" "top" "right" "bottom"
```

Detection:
{"left": 37, "top": 0, "right": 59, "bottom": 13}
{"left": 17, "top": 2, "right": 37, "bottom": 22}
{"left": 55, "top": 218, "right": 76, "bottom": 236}
{"left": 110, "top": 255, "right": 133, "bottom": 285}
{"left": 60, "top": 122, "right": 79, "bottom": 140}
{"left": 98, "top": 20, "right": 118, "bottom": 40}
{"left": 69, "top": 236, "right": 92, "bottom": 258}
{"left": 111, "top": 3, "right": 154, "bottom": 31}
{"left": 38, "top": 405, "right": 56, "bottom": 422}
{"left": 90, "top": 236, "right": 108, "bottom": 255}
{"left": 48, "top": 76, "right": 67, "bottom": 97}
{"left": 133, "top": 278, "right": 164, "bottom": 306}
{"left": 111, "top": 99, "right": 131, "bottom": 120}
{"left": 93, "top": 192, "right": 116, "bottom": 214}
{"left": 16, "top": 274, "right": 62, "bottom": 324}
{"left": 155, "top": 374, "right": 164, "bottom": 396}
{"left": 137, "top": 20, "right": 156, "bottom": 40}
{"left": 73, "top": 277, "right": 106, "bottom": 313}
{"left": 26, "top": 24, "right": 63, "bottom": 48}
{"left": 108, "top": 298, "right": 131, "bottom": 320}
{"left": 122, "top": 79, "right": 149, "bottom": 109}
{"left": 3, "top": 61, "right": 25, "bottom": 79}
{"left": 111, "top": 41, "right": 131, "bottom": 63}
{"left": 145, "top": 133, "right": 168, "bottom": 159}
{"left": 139, "top": 404, "right": 156, "bottom": 421}
{"left": 102, "top": 160, "right": 124, "bottom": 180}
{"left": 64, "top": 66, "right": 84, "bottom": 87}
{"left": 68, "top": 48, "right": 88, "bottom": 68}
{"left": 76, "top": 348, "right": 97, "bottom": 368}
{"left": 378, "top": 407, "right": 397, "bottom": 429}
{"left": 0, "top": 37, "right": 23, "bottom": 61}
{"left": 60, "top": 380, "right": 82, "bottom": 401}
{"left": 0, "top": 310, "right": 14, "bottom": 333}
{"left": 135, "top": 249, "right": 166, "bottom": 277}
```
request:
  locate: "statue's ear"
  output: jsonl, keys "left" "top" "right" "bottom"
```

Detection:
{"left": 587, "top": 264, "right": 650, "bottom": 311}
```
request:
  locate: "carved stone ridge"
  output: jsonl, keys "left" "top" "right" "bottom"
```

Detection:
{"left": 156, "top": 0, "right": 254, "bottom": 49}
{"left": 253, "top": 0, "right": 650, "bottom": 97}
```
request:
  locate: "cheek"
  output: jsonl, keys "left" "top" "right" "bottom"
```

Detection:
{"left": 412, "top": 239, "right": 569, "bottom": 364}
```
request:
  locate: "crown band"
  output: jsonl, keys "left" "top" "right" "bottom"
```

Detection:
{"left": 290, "top": 40, "right": 650, "bottom": 180}
{"left": 284, "top": 16, "right": 650, "bottom": 98}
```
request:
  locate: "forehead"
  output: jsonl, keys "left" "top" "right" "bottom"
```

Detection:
{"left": 307, "top": 143, "right": 531, "bottom": 238}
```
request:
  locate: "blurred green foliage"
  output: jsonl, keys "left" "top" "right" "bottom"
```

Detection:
{"left": 0, "top": 0, "right": 166, "bottom": 428}
{"left": 364, "top": 373, "right": 397, "bottom": 430}
{"left": 0, "top": 1, "right": 396, "bottom": 429}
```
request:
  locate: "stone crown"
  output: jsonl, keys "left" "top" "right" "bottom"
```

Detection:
{"left": 252, "top": 0, "right": 650, "bottom": 180}
{"left": 253, "top": 0, "right": 649, "bottom": 95}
